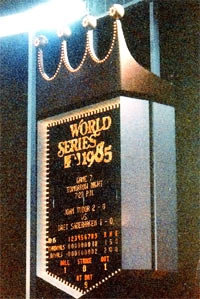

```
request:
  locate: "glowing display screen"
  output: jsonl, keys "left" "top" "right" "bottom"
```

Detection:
{"left": 45, "top": 104, "right": 121, "bottom": 291}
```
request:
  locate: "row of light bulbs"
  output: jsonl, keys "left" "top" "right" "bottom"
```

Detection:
{"left": 34, "top": 4, "right": 124, "bottom": 47}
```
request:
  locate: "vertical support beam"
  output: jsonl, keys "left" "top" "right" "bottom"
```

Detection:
{"left": 149, "top": 1, "right": 160, "bottom": 270}
{"left": 149, "top": 0, "right": 160, "bottom": 76}
{"left": 26, "top": 31, "right": 36, "bottom": 299}
{"left": 149, "top": 2, "right": 177, "bottom": 271}
{"left": 149, "top": 101, "right": 156, "bottom": 269}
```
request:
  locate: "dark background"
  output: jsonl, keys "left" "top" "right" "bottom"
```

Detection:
{"left": 0, "top": 0, "right": 199, "bottom": 298}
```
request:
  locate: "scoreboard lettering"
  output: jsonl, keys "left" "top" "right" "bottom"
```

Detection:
{"left": 37, "top": 100, "right": 122, "bottom": 296}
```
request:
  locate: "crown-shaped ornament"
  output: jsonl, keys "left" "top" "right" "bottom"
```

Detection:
{"left": 35, "top": 4, "right": 175, "bottom": 113}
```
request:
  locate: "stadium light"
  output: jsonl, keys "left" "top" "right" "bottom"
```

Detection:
{"left": 0, "top": 0, "right": 87, "bottom": 37}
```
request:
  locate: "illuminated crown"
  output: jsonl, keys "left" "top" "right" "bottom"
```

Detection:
{"left": 35, "top": 4, "right": 175, "bottom": 107}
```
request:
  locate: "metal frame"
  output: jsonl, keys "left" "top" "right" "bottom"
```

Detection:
{"left": 26, "top": 31, "right": 37, "bottom": 299}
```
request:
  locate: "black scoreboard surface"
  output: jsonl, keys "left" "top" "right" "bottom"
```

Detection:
{"left": 38, "top": 100, "right": 122, "bottom": 295}
{"left": 37, "top": 97, "right": 177, "bottom": 297}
